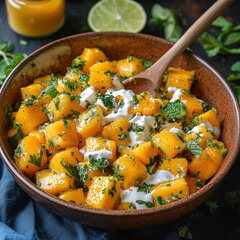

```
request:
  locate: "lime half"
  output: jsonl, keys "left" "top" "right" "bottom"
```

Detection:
{"left": 88, "top": 0, "right": 147, "bottom": 33}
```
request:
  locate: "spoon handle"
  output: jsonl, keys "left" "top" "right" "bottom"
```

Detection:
{"left": 146, "top": 0, "right": 234, "bottom": 89}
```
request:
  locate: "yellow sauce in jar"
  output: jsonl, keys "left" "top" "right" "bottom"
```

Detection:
{"left": 5, "top": 0, "right": 65, "bottom": 37}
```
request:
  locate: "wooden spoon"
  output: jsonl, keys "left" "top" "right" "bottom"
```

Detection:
{"left": 123, "top": 0, "right": 234, "bottom": 97}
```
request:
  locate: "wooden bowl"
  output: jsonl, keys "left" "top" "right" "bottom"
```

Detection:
{"left": 0, "top": 32, "right": 239, "bottom": 229}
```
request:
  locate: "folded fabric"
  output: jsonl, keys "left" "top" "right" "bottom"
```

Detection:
{"left": 0, "top": 159, "right": 181, "bottom": 240}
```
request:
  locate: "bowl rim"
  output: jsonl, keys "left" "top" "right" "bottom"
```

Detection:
{"left": 0, "top": 31, "right": 240, "bottom": 217}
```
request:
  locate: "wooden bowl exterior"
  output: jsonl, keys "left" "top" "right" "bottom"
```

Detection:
{"left": 0, "top": 32, "right": 239, "bottom": 229}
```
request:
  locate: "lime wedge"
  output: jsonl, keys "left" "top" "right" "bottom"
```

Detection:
{"left": 88, "top": 0, "right": 147, "bottom": 33}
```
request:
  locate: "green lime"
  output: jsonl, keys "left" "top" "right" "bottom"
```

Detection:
{"left": 88, "top": 0, "right": 147, "bottom": 33}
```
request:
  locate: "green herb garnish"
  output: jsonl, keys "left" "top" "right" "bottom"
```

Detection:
{"left": 186, "top": 140, "right": 203, "bottom": 158}
{"left": 161, "top": 100, "right": 187, "bottom": 119}
{"left": 29, "top": 151, "right": 43, "bottom": 167}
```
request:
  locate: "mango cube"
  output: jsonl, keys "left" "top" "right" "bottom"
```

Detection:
{"left": 151, "top": 178, "right": 189, "bottom": 206}
{"left": 102, "top": 117, "right": 131, "bottom": 147}
{"left": 113, "top": 154, "right": 147, "bottom": 189}
{"left": 45, "top": 119, "right": 80, "bottom": 150}
{"left": 86, "top": 176, "right": 121, "bottom": 210}
{"left": 86, "top": 137, "right": 117, "bottom": 163}
{"left": 49, "top": 147, "right": 84, "bottom": 174}
{"left": 15, "top": 135, "right": 48, "bottom": 178}
{"left": 36, "top": 170, "right": 74, "bottom": 196}
{"left": 152, "top": 131, "right": 185, "bottom": 159}
{"left": 158, "top": 158, "right": 188, "bottom": 178}
{"left": 76, "top": 106, "right": 103, "bottom": 139}
{"left": 59, "top": 188, "right": 85, "bottom": 205}
{"left": 133, "top": 141, "right": 158, "bottom": 165}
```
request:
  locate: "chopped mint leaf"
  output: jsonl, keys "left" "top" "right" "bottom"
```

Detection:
{"left": 137, "top": 183, "right": 153, "bottom": 194}
{"left": 136, "top": 200, "right": 154, "bottom": 208}
{"left": 45, "top": 85, "right": 59, "bottom": 98}
{"left": 161, "top": 100, "right": 187, "bottom": 119}
{"left": 177, "top": 224, "right": 193, "bottom": 239}
{"left": 151, "top": 4, "right": 183, "bottom": 42}
{"left": 186, "top": 140, "right": 203, "bottom": 158}
{"left": 29, "top": 151, "right": 43, "bottom": 167}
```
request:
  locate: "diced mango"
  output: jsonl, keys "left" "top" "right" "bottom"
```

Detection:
{"left": 47, "top": 93, "right": 83, "bottom": 122}
{"left": 117, "top": 202, "right": 136, "bottom": 210}
{"left": 15, "top": 103, "right": 48, "bottom": 136}
{"left": 185, "top": 175, "right": 205, "bottom": 194}
{"left": 77, "top": 161, "right": 103, "bottom": 187}
{"left": 180, "top": 92, "right": 203, "bottom": 119}
{"left": 49, "top": 147, "right": 84, "bottom": 174}
{"left": 73, "top": 48, "right": 108, "bottom": 73}
{"left": 161, "top": 124, "right": 182, "bottom": 132}
{"left": 194, "top": 109, "right": 220, "bottom": 139}
{"left": 45, "top": 119, "right": 80, "bottom": 150}
{"left": 86, "top": 176, "right": 121, "bottom": 210}
{"left": 89, "top": 71, "right": 113, "bottom": 94}
{"left": 86, "top": 137, "right": 117, "bottom": 163}
{"left": 21, "top": 83, "right": 43, "bottom": 100}
{"left": 113, "top": 154, "right": 147, "bottom": 189}
{"left": 116, "top": 56, "right": 146, "bottom": 78}
{"left": 158, "top": 158, "right": 188, "bottom": 178}
{"left": 188, "top": 145, "right": 223, "bottom": 180}
{"left": 38, "top": 94, "right": 52, "bottom": 108}
{"left": 33, "top": 75, "right": 51, "bottom": 89}
{"left": 152, "top": 131, "right": 185, "bottom": 159}
{"left": 165, "top": 67, "right": 194, "bottom": 90}
{"left": 151, "top": 178, "right": 189, "bottom": 206}
{"left": 59, "top": 188, "right": 85, "bottom": 205}
{"left": 102, "top": 117, "right": 131, "bottom": 147}
{"left": 29, "top": 127, "right": 46, "bottom": 145}
{"left": 133, "top": 141, "right": 158, "bottom": 165}
{"left": 14, "top": 135, "right": 48, "bottom": 178}
{"left": 76, "top": 106, "right": 103, "bottom": 139}
{"left": 36, "top": 169, "right": 74, "bottom": 196}
{"left": 129, "top": 91, "right": 162, "bottom": 116}
{"left": 64, "top": 67, "right": 85, "bottom": 82}
{"left": 184, "top": 125, "right": 213, "bottom": 148}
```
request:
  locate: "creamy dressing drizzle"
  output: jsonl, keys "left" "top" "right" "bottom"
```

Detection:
{"left": 102, "top": 88, "right": 135, "bottom": 124}
{"left": 169, "top": 127, "right": 184, "bottom": 135}
{"left": 79, "top": 86, "right": 97, "bottom": 108}
{"left": 112, "top": 75, "right": 123, "bottom": 90}
{"left": 121, "top": 187, "right": 152, "bottom": 210}
{"left": 121, "top": 170, "right": 175, "bottom": 209}
{"left": 83, "top": 149, "right": 113, "bottom": 161}
{"left": 144, "top": 170, "right": 175, "bottom": 185}
{"left": 167, "top": 87, "right": 182, "bottom": 102}
{"left": 160, "top": 122, "right": 182, "bottom": 130}
{"left": 188, "top": 121, "right": 220, "bottom": 136}
{"left": 128, "top": 115, "right": 157, "bottom": 147}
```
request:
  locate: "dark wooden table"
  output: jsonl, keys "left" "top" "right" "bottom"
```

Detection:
{"left": 0, "top": 0, "right": 240, "bottom": 239}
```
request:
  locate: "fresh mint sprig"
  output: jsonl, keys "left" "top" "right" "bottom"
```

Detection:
{"left": 150, "top": 4, "right": 183, "bottom": 42}
{"left": 0, "top": 41, "right": 27, "bottom": 87}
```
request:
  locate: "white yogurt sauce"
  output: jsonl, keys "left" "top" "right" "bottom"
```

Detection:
{"left": 204, "top": 120, "right": 220, "bottom": 136}
{"left": 112, "top": 75, "right": 123, "bottom": 90}
{"left": 121, "top": 186, "right": 153, "bottom": 210}
{"left": 128, "top": 115, "right": 157, "bottom": 147}
{"left": 167, "top": 87, "right": 182, "bottom": 102}
{"left": 84, "top": 149, "right": 113, "bottom": 161}
{"left": 79, "top": 86, "right": 97, "bottom": 108}
{"left": 188, "top": 121, "right": 220, "bottom": 136}
{"left": 103, "top": 88, "right": 135, "bottom": 124}
{"left": 121, "top": 170, "right": 175, "bottom": 209}
{"left": 144, "top": 170, "right": 175, "bottom": 185}
{"left": 169, "top": 127, "right": 184, "bottom": 135}
{"left": 160, "top": 122, "right": 182, "bottom": 130}
{"left": 188, "top": 123, "right": 206, "bottom": 134}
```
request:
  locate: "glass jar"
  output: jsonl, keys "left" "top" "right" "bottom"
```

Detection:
{"left": 5, "top": 0, "right": 65, "bottom": 37}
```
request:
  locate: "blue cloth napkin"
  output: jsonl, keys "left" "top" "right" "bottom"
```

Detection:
{"left": 0, "top": 159, "right": 181, "bottom": 240}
